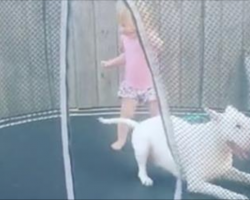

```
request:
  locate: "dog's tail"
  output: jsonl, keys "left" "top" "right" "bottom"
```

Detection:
{"left": 98, "top": 117, "right": 139, "bottom": 129}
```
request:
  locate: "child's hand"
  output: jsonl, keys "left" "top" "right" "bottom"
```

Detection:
{"left": 101, "top": 61, "right": 110, "bottom": 68}
{"left": 101, "top": 54, "right": 125, "bottom": 68}
{"left": 148, "top": 30, "right": 164, "bottom": 51}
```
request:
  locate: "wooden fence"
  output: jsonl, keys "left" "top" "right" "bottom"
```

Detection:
{"left": 67, "top": 0, "right": 250, "bottom": 111}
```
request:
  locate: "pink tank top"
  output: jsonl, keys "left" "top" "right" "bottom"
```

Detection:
{"left": 121, "top": 34, "right": 153, "bottom": 90}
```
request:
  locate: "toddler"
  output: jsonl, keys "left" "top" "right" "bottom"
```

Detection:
{"left": 101, "top": 2, "right": 163, "bottom": 150}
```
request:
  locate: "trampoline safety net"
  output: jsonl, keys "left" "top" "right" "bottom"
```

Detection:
{"left": 0, "top": 1, "right": 73, "bottom": 200}
{"left": 123, "top": 0, "right": 250, "bottom": 199}
{"left": 0, "top": 1, "right": 61, "bottom": 119}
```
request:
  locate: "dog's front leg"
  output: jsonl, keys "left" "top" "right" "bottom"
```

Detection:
{"left": 134, "top": 144, "right": 153, "bottom": 186}
{"left": 222, "top": 167, "right": 250, "bottom": 185}
{"left": 187, "top": 179, "right": 249, "bottom": 200}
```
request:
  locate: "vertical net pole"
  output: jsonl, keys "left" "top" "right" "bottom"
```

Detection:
{"left": 123, "top": 1, "right": 184, "bottom": 199}
{"left": 59, "top": 1, "right": 75, "bottom": 199}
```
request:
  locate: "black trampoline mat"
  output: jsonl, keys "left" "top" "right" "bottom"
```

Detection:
{"left": 0, "top": 119, "right": 67, "bottom": 199}
{"left": 71, "top": 115, "right": 250, "bottom": 200}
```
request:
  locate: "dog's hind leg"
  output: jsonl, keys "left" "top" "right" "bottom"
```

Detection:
{"left": 134, "top": 143, "right": 153, "bottom": 187}
{"left": 187, "top": 179, "right": 249, "bottom": 199}
{"left": 221, "top": 167, "right": 250, "bottom": 185}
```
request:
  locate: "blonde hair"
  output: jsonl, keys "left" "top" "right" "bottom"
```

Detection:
{"left": 116, "top": 1, "right": 136, "bottom": 33}
{"left": 116, "top": 1, "right": 153, "bottom": 32}
{"left": 116, "top": 1, "right": 164, "bottom": 49}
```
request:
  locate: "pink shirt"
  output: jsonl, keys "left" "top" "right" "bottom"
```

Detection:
{"left": 121, "top": 34, "right": 153, "bottom": 90}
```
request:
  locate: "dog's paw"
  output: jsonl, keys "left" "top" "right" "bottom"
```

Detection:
{"left": 139, "top": 175, "right": 154, "bottom": 187}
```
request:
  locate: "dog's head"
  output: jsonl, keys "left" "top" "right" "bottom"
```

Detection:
{"left": 205, "top": 106, "right": 250, "bottom": 159}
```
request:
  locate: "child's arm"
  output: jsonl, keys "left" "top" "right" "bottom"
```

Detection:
{"left": 101, "top": 53, "right": 126, "bottom": 68}
{"left": 101, "top": 35, "right": 126, "bottom": 68}
{"left": 148, "top": 29, "right": 164, "bottom": 51}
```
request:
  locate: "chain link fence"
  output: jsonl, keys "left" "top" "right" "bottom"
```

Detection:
{"left": 124, "top": 0, "right": 250, "bottom": 199}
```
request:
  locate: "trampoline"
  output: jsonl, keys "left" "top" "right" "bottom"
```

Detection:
{"left": 70, "top": 109, "right": 250, "bottom": 199}
{"left": 0, "top": 111, "right": 249, "bottom": 199}
{"left": 0, "top": 117, "right": 67, "bottom": 199}
{"left": 1, "top": 0, "right": 250, "bottom": 199}
{"left": 0, "top": 1, "right": 72, "bottom": 199}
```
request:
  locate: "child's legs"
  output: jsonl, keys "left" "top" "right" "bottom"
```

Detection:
{"left": 141, "top": 87, "right": 159, "bottom": 117}
{"left": 112, "top": 98, "right": 138, "bottom": 150}
{"left": 148, "top": 100, "right": 159, "bottom": 117}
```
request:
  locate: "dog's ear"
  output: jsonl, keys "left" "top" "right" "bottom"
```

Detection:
{"left": 225, "top": 105, "right": 238, "bottom": 114}
{"left": 204, "top": 107, "right": 221, "bottom": 121}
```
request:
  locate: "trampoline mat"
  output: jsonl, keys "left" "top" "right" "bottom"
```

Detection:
{"left": 0, "top": 118, "right": 67, "bottom": 199}
{"left": 71, "top": 115, "right": 250, "bottom": 199}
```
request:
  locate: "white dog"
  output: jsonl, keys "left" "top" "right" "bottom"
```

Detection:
{"left": 99, "top": 106, "right": 250, "bottom": 200}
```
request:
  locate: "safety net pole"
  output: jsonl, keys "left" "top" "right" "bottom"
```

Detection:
{"left": 59, "top": 1, "right": 75, "bottom": 199}
{"left": 123, "top": 1, "right": 184, "bottom": 199}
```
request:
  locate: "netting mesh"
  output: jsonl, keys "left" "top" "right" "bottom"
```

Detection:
{"left": 124, "top": 0, "right": 250, "bottom": 199}
{"left": 0, "top": 1, "right": 61, "bottom": 119}
{"left": 128, "top": 0, "right": 250, "bottom": 111}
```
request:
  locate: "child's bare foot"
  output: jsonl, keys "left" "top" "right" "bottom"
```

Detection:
{"left": 111, "top": 140, "right": 126, "bottom": 150}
